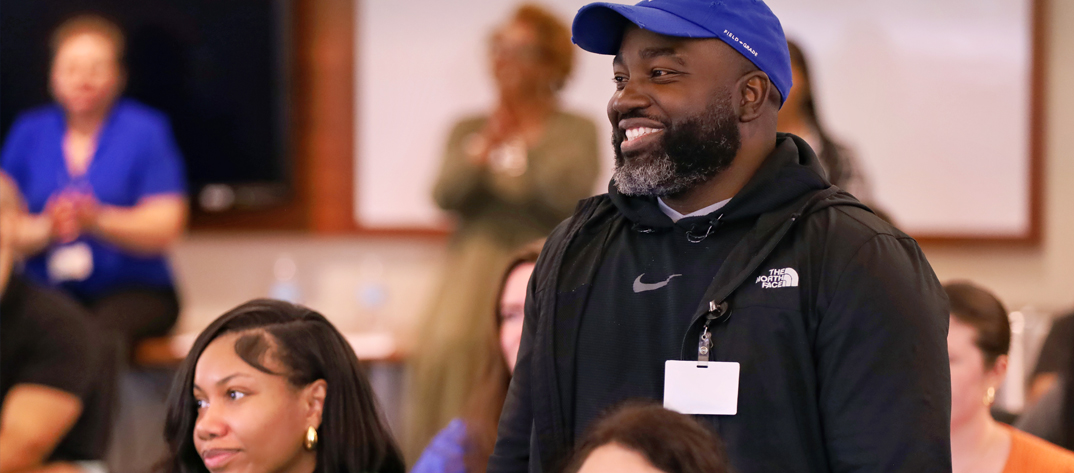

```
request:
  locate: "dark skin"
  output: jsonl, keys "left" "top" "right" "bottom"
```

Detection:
{"left": 609, "top": 26, "right": 781, "bottom": 214}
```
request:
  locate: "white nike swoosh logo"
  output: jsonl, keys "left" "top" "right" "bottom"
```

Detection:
{"left": 633, "top": 273, "right": 683, "bottom": 293}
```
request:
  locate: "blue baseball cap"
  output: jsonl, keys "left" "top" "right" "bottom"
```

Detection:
{"left": 572, "top": 0, "right": 792, "bottom": 106}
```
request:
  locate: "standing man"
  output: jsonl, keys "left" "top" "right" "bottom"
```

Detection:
{"left": 489, "top": 1, "right": 951, "bottom": 472}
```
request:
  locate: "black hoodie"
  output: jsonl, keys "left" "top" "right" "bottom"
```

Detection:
{"left": 489, "top": 134, "right": 952, "bottom": 473}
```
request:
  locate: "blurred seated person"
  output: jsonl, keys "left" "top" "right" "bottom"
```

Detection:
{"left": 1016, "top": 312, "right": 1074, "bottom": 450}
{"left": 562, "top": 403, "right": 732, "bottom": 473}
{"left": 0, "top": 172, "right": 116, "bottom": 473}
{"left": 777, "top": 40, "right": 873, "bottom": 203}
{"left": 412, "top": 242, "right": 541, "bottom": 473}
{"left": 1, "top": 14, "right": 188, "bottom": 356}
{"left": 946, "top": 281, "right": 1074, "bottom": 473}
{"left": 1027, "top": 311, "right": 1074, "bottom": 406}
{"left": 409, "top": 3, "right": 599, "bottom": 459}
{"left": 160, "top": 299, "right": 405, "bottom": 473}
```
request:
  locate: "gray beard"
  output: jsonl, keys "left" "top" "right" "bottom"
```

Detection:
{"left": 612, "top": 153, "right": 714, "bottom": 197}
{"left": 610, "top": 93, "right": 740, "bottom": 198}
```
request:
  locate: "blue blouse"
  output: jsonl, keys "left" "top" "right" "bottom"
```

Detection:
{"left": 1, "top": 99, "right": 186, "bottom": 300}
{"left": 411, "top": 418, "right": 469, "bottom": 473}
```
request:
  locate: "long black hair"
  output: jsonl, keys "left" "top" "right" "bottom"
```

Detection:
{"left": 786, "top": 39, "right": 856, "bottom": 190}
{"left": 159, "top": 299, "right": 405, "bottom": 473}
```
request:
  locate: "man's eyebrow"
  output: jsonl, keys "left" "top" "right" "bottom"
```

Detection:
{"left": 613, "top": 47, "right": 686, "bottom": 67}
{"left": 638, "top": 47, "right": 685, "bottom": 65}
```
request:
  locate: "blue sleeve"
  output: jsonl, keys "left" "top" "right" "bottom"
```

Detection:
{"left": 411, "top": 419, "right": 470, "bottom": 473}
{"left": 135, "top": 114, "right": 187, "bottom": 198}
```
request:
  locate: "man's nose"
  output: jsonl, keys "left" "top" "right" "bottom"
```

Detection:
{"left": 609, "top": 81, "right": 652, "bottom": 117}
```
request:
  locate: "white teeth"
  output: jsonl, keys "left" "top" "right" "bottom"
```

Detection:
{"left": 625, "top": 127, "right": 660, "bottom": 142}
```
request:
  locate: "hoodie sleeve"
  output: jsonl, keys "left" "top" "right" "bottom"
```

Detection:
{"left": 487, "top": 262, "right": 541, "bottom": 473}
{"left": 814, "top": 233, "right": 952, "bottom": 473}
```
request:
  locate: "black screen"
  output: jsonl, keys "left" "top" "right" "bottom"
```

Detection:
{"left": 1, "top": 0, "right": 292, "bottom": 210}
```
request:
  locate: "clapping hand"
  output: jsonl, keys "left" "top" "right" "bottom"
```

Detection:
{"left": 45, "top": 190, "right": 100, "bottom": 243}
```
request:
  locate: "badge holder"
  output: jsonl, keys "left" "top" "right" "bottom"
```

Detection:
{"left": 664, "top": 300, "right": 740, "bottom": 415}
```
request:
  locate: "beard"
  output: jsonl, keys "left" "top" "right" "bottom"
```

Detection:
{"left": 611, "top": 94, "right": 741, "bottom": 197}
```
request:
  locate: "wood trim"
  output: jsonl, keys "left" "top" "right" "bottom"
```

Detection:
{"left": 305, "top": 0, "right": 360, "bottom": 234}
{"left": 916, "top": 0, "right": 1047, "bottom": 247}
{"left": 1027, "top": 0, "right": 1048, "bottom": 244}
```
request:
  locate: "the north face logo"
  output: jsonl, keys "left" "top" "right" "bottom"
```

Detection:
{"left": 756, "top": 268, "right": 799, "bottom": 288}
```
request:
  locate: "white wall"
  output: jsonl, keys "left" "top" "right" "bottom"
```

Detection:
{"left": 169, "top": 234, "right": 445, "bottom": 336}
{"left": 921, "top": 0, "right": 1074, "bottom": 316}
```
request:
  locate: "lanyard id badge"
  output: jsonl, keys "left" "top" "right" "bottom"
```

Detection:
{"left": 48, "top": 242, "right": 94, "bottom": 282}
{"left": 663, "top": 300, "right": 739, "bottom": 415}
{"left": 664, "top": 360, "right": 740, "bottom": 415}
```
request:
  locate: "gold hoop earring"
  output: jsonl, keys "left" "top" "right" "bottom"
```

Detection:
{"left": 304, "top": 426, "right": 318, "bottom": 451}
{"left": 983, "top": 387, "right": 996, "bottom": 407}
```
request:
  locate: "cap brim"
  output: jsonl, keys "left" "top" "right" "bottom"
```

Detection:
{"left": 572, "top": 3, "right": 716, "bottom": 55}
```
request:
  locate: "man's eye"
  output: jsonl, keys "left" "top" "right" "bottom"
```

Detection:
{"left": 652, "top": 70, "right": 671, "bottom": 78}
{"left": 227, "top": 390, "right": 246, "bottom": 401}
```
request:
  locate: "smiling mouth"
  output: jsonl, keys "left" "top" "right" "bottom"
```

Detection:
{"left": 201, "top": 449, "right": 240, "bottom": 470}
{"left": 620, "top": 127, "right": 664, "bottom": 153}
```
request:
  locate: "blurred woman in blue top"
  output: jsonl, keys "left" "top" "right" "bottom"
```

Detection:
{"left": 1, "top": 15, "right": 187, "bottom": 354}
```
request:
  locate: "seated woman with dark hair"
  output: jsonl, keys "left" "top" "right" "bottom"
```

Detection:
{"left": 159, "top": 299, "right": 405, "bottom": 473}
{"left": 563, "top": 402, "right": 731, "bottom": 473}
{"left": 412, "top": 241, "right": 542, "bottom": 473}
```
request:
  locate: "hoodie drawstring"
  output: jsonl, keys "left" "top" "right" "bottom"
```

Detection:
{"left": 686, "top": 214, "right": 723, "bottom": 243}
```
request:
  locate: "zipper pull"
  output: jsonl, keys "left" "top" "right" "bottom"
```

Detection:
{"left": 697, "top": 300, "right": 731, "bottom": 365}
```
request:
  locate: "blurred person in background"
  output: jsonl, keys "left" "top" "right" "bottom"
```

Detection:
{"left": 0, "top": 172, "right": 116, "bottom": 473}
{"left": 0, "top": 14, "right": 187, "bottom": 357}
{"left": 407, "top": 3, "right": 599, "bottom": 460}
{"left": 946, "top": 281, "right": 1074, "bottom": 473}
{"left": 159, "top": 299, "right": 405, "bottom": 473}
{"left": 1016, "top": 311, "right": 1074, "bottom": 451}
{"left": 777, "top": 40, "right": 874, "bottom": 204}
{"left": 562, "top": 403, "right": 731, "bottom": 473}
{"left": 1025, "top": 311, "right": 1074, "bottom": 406}
{"left": 412, "top": 241, "right": 542, "bottom": 473}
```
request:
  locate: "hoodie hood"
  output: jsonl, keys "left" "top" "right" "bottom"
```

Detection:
{"left": 609, "top": 133, "right": 831, "bottom": 230}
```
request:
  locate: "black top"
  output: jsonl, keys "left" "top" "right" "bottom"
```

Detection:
{"left": 490, "top": 134, "right": 952, "bottom": 473}
{"left": 0, "top": 274, "right": 113, "bottom": 461}
{"left": 572, "top": 206, "right": 743, "bottom": 439}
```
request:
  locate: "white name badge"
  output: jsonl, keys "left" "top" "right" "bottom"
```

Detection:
{"left": 48, "top": 242, "right": 94, "bottom": 282}
{"left": 663, "top": 360, "right": 740, "bottom": 415}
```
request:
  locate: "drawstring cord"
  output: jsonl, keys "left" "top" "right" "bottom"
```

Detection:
{"left": 686, "top": 214, "right": 723, "bottom": 243}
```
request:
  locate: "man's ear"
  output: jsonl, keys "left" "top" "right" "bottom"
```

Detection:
{"left": 737, "top": 70, "right": 774, "bottom": 122}
{"left": 303, "top": 379, "right": 328, "bottom": 428}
